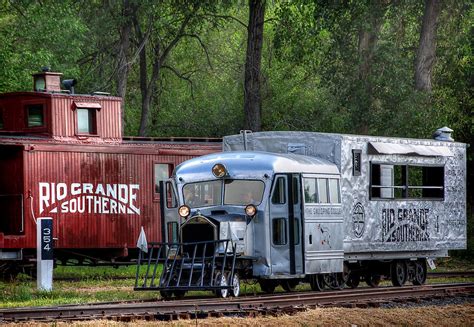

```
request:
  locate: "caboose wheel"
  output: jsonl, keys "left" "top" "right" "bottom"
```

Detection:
{"left": 364, "top": 273, "right": 381, "bottom": 287}
{"left": 309, "top": 274, "right": 325, "bottom": 291}
{"left": 214, "top": 273, "right": 228, "bottom": 298}
{"left": 412, "top": 260, "right": 427, "bottom": 285}
{"left": 391, "top": 260, "right": 408, "bottom": 287}
{"left": 160, "top": 290, "right": 173, "bottom": 300}
{"left": 230, "top": 273, "right": 240, "bottom": 297}
{"left": 259, "top": 279, "right": 276, "bottom": 294}
{"left": 281, "top": 279, "right": 298, "bottom": 292}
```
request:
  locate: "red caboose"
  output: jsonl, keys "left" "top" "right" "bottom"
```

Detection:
{"left": 0, "top": 70, "right": 221, "bottom": 275}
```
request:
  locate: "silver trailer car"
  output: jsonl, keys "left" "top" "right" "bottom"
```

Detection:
{"left": 135, "top": 129, "right": 467, "bottom": 298}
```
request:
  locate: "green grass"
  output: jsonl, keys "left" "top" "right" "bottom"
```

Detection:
{"left": 0, "top": 258, "right": 473, "bottom": 308}
{"left": 431, "top": 257, "right": 474, "bottom": 272}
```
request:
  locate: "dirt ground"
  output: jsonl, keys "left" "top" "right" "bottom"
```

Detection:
{"left": 9, "top": 304, "right": 474, "bottom": 326}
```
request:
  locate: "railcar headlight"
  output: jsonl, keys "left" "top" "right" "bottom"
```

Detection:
{"left": 245, "top": 204, "right": 257, "bottom": 217}
{"left": 178, "top": 205, "right": 190, "bottom": 218}
{"left": 212, "top": 163, "right": 227, "bottom": 178}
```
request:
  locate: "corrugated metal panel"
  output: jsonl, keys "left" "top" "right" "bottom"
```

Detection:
{"left": 20, "top": 148, "right": 205, "bottom": 249}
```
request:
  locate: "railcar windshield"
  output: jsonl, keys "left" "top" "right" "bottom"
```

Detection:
{"left": 183, "top": 179, "right": 264, "bottom": 207}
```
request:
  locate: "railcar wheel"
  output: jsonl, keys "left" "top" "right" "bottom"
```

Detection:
{"left": 364, "top": 273, "right": 381, "bottom": 287}
{"left": 214, "top": 273, "right": 229, "bottom": 298}
{"left": 391, "top": 260, "right": 408, "bottom": 287}
{"left": 160, "top": 290, "right": 173, "bottom": 300}
{"left": 412, "top": 260, "right": 427, "bottom": 285}
{"left": 281, "top": 279, "right": 299, "bottom": 292}
{"left": 346, "top": 273, "right": 360, "bottom": 289}
{"left": 324, "top": 273, "right": 346, "bottom": 290}
{"left": 309, "top": 274, "right": 325, "bottom": 291}
{"left": 259, "top": 279, "right": 276, "bottom": 294}
{"left": 230, "top": 273, "right": 241, "bottom": 297}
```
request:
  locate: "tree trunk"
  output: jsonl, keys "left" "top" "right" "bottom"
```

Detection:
{"left": 244, "top": 0, "right": 265, "bottom": 132}
{"left": 116, "top": 0, "right": 133, "bottom": 136}
{"left": 356, "top": 4, "right": 386, "bottom": 134}
{"left": 414, "top": 0, "right": 441, "bottom": 92}
{"left": 135, "top": 12, "right": 193, "bottom": 136}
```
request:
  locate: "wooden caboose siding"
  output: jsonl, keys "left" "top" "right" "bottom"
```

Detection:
{"left": 0, "top": 93, "right": 53, "bottom": 135}
{"left": 0, "top": 92, "right": 122, "bottom": 141}
{"left": 15, "top": 144, "right": 216, "bottom": 250}
{"left": 50, "top": 95, "right": 122, "bottom": 140}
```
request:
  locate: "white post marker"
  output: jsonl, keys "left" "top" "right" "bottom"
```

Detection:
{"left": 37, "top": 217, "right": 53, "bottom": 291}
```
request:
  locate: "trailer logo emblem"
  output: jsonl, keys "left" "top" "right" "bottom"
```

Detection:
{"left": 352, "top": 202, "right": 365, "bottom": 238}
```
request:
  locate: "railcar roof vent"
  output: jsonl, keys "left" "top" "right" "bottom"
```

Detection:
{"left": 433, "top": 126, "right": 454, "bottom": 142}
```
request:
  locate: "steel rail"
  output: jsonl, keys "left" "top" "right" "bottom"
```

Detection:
{"left": 49, "top": 270, "right": 474, "bottom": 282}
{"left": 1, "top": 283, "right": 472, "bottom": 322}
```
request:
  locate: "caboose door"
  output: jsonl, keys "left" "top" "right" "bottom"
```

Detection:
{"left": 269, "top": 174, "right": 303, "bottom": 276}
{"left": 159, "top": 180, "right": 180, "bottom": 243}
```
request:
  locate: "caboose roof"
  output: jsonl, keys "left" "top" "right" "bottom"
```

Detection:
{"left": 175, "top": 151, "right": 339, "bottom": 182}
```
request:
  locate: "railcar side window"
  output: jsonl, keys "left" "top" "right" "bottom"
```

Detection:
{"left": 272, "top": 218, "right": 287, "bottom": 245}
{"left": 370, "top": 163, "right": 444, "bottom": 200}
{"left": 26, "top": 104, "right": 44, "bottom": 127}
{"left": 271, "top": 177, "right": 286, "bottom": 204}
{"left": 304, "top": 178, "right": 317, "bottom": 203}
{"left": 305, "top": 177, "right": 338, "bottom": 204}
{"left": 317, "top": 178, "right": 329, "bottom": 203}
{"left": 328, "top": 179, "right": 341, "bottom": 203}
{"left": 0, "top": 109, "right": 4, "bottom": 129}
{"left": 154, "top": 164, "right": 172, "bottom": 194}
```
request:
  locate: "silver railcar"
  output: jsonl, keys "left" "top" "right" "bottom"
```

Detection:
{"left": 135, "top": 129, "right": 467, "bottom": 298}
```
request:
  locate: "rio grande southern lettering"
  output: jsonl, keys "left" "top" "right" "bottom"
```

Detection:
{"left": 39, "top": 183, "right": 140, "bottom": 215}
{"left": 382, "top": 208, "right": 429, "bottom": 242}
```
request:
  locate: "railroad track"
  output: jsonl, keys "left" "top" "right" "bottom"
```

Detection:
{"left": 1, "top": 283, "right": 473, "bottom": 322}
{"left": 52, "top": 271, "right": 474, "bottom": 282}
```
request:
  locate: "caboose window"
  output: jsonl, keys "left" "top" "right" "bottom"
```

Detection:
{"left": 77, "top": 108, "right": 97, "bottom": 134}
{"left": 0, "top": 110, "right": 3, "bottom": 129}
{"left": 370, "top": 163, "right": 444, "bottom": 200}
{"left": 27, "top": 104, "right": 44, "bottom": 127}
{"left": 272, "top": 218, "right": 287, "bottom": 245}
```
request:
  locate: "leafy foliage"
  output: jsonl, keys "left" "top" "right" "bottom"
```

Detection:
{"left": 0, "top": 0, "right": 472, "bottom": 255}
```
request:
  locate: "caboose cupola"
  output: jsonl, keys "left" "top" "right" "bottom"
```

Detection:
{"left": 33, "top": 67, "right": 62, "bottom": 92}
